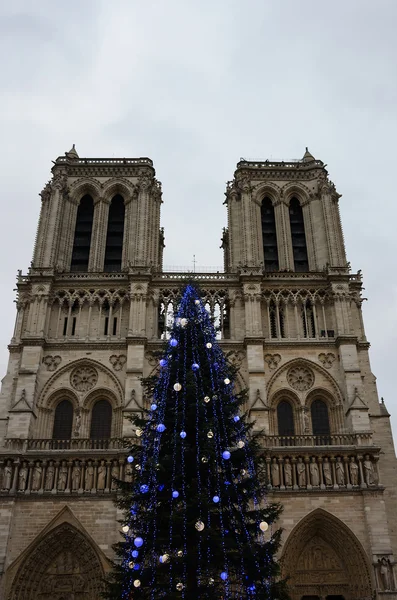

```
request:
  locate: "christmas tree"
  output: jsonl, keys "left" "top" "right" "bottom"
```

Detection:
{"left": 104, "top": 284, "right": 289, "bottom": 599}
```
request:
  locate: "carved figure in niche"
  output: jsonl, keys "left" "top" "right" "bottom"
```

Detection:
{"left": 74, "top": 408, "right": 81, "bottom": 437}
{"left": 111, "top": 462, "right": 120, "bottom": 490}
{"left": 378, "top": 556, "right": 394, "bottom": 591}
{"left": 303, "top": 407, "right": 310, "bottom": 433}
{"left": 297, "top": 457, "right": 306, "bottom": 487}
{"left": 2, "top": 460, "right": 12, "bottom": 490}
{"left": 45, "top": 462, "right": 55, "bottom": 490}
{"left": 97, "top": 460, "right": 106, "bottom": 489}
{"left": 58, "top": 461, "right": 68, "bottom": 491}
{"left": 18, "top": 462, "right": 28, "bottom": 491}
{"left": 71, "top": 462, "right": 81, "bottom": 491}
{"left": 32, "top": 462, "right": 42, "bottom": 491}
{"left": 284, "top": 458, "right": 292, "bottom": 487}
{"left": 363, "top": 455, "right": 375, "bottom": 486}
{"left": 310, "top": 457, "right": 320, "bottom": 486}
{"left": 349, "top": 457, "right": 359, "bottom": 486}
{"left": 270, "top": 458, "right": 280, "bottom": 487}
{"left": 125, "top": 463, "right": 133, "bottom": 483}
{"left": 323, "top": 457, "right": 332, "bottom": 486}
{"left": 335, "top": 457, "right": 345, "bottom": 485}
{"left": 85, "top": 460, "right": 94, "bottom": 490}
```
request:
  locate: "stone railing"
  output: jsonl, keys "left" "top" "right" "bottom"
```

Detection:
{"left": 3, "top": 438, "right": 130, "bottom": 452}
{"left": 262, "top": 433, "right": 373, "bottom": 448}
{"left": 264, "top": 449, "right": 380, "bottom": 491}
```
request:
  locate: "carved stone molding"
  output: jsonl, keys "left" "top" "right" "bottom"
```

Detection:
{"left": 42, "top": 355, "right": 62, "bottom": 372}
{"left": 70, "top": 366, "right": 98, "bottom": 392}
{"left": 264, "top": 353, "right": 281, "bottom": 370}
{"left": 287, "top": 366, "right": 314, "bottom": 392}
{"left": 318, "top": 352, "right": 336, "bottom": 369}
{"left": 109, "top": 354, "right": 127, "bottom": 371}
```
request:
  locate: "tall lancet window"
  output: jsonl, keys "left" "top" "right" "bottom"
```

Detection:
{"left": 289, "top": 197, "right": 309, "bottom": 272}
{"left": 104, "top": 195, "right": 125, "bottom": 272}
{"left": 70, "top": 195, "right": 94, "bottom": 271}
{"left": 261, "top": 197, "right": 279, "bottom": 271}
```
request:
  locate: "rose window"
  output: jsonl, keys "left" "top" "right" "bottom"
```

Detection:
{"left": 287, "top": 366, "right": 314, "bottom": 392}
{"left": 70, "top": 366, "right": 98, "bottom": 392}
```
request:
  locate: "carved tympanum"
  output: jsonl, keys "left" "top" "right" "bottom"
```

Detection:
{"left": 70, "top": 366, "right": 98, "bottom": 392}
{"left": 287, "top": 366, "right": 314, "bottom": 392}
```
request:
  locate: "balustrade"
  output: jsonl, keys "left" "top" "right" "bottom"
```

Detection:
{"left": 263, "top": 432, "right": 373, "bottom": 447}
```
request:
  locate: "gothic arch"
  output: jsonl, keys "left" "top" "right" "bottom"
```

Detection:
{"left": 281, "top": 508, "right": 373, "bottom": 600}
{"left": 38, "top": 358, "right": 124, "bottom": 410}
{"left": 268, "top": 388, "right": 302, "bottom": 436}
{"left": 5, "top": 507, "right": 109, "bottom": 600}
{"left": 102, "top": 178, "right": 136, "bottom": 204}
{"left": 83, "top": 387, "right": 122, "bottom": 438}
{"left": 281, "top": 181, "right": 312, "bottom": 205}
{"left": 305, "top": 387, "right": 343, "bottom": 433}
{"left": 252, "top": 181, "right": 282, "bottom": 206}
{"left": 68, "top": 177, "right": 102, "bottom": 204}
{"left": 267, "top": 358, "right": 344, "bottom": 407}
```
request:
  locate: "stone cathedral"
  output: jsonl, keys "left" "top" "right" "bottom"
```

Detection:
{"left": 0, "top": 145, "right": 396, "bottom": 600}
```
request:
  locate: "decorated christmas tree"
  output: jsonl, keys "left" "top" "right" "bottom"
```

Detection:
{"left": 104, "top": 284, "right": 289, "bottom": 599}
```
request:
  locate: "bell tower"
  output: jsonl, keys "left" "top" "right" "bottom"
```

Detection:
{"left": 223, "top": 148, "right": 347, "bottom": 272}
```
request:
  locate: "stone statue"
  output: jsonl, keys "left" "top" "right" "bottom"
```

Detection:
{"left": 58, "top": 461, "right": 68, "bottom": 491}
{"left": 74, "top": 408, "right": 82, "bottom": 437}
{"left": 378, "top": 557, "right": 393, "bottom": 591}
{"left": 349, "top": 457, "right": 359, "bottom": 486}
{"left": 111, "top": 462, "right": 120, "bottom": 490}
{"left": 271, "top": 458, "right": 280, "bottom": 487}
{"left": 303, "top": 407, "right": 310, "bottom": 433}
{"left": 32, "top": 462, "right": 42, "bottom": 491}
{"left": 97, "top": 460, "right": 106, "bottom": 490}
{"left": 124, "top": 463, "right": 133, "bottom": 483}
{"left": 18, "top": 462, "right": 28, "bottom": 491}
{"left": 85, "top": 461, "right": 94, "bottom": 490}
{"left": 323, "top": 458, "right": 332, "bottom": 486}
{"left": 2, "top": 460, "right": 13, "bottom": 491}
{"left": 364, "top": 455, "right": 374, "bottom": 485}
{"left": 335, "top": 457, "right": 345, "bottom": 485}
{"left": 284, "top": 458, "right": 292, "bottom": 487}
{"left": 45, "top": 462, "right": 55, "bottom": 491}
{"left": 297, "top": 457, "right": 306, "bottom": 487}
{"left": 72, "top": 462, "right": 81, "bottom": 491}
{"left": 310, "top": 457, "right": 320, "bottom": 486}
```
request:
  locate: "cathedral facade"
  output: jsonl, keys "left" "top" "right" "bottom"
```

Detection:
{"left": 0, "top": 146, "right": 396, "bottom": 599}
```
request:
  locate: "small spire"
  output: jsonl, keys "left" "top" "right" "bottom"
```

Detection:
{"left": 302, "top": 147, "right": 315, "bottom": 162}
{"left": 380, "top": 397, "right": 390, "bottom": 416}
{"left": 65, "top": 144, "right": 79, "bottom": 160}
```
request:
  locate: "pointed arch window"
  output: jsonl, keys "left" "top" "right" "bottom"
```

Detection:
{"left": 289, "top": 197, "right": 309, "bottom": 272}
{"left": 52, "top": 399, "right": 73, "bottom": 439}
{"left": 269, "top": 300, "right": 285, "bottom": 339}
{"left": 71, "top": 195, "right": 94, "bottom": 271}
{"left": 261, "top": 197, "right": 279, "bottom": 271}
{"left": 90, "top": 399, "right": 112, "bottom": 439}
{"left": 104, "top": 195, "right": 125, "bottom": 272}
{"left": 277, "top": 400, "right": 295, "bottom": 439}
{"left": 302, "top": 299, "right": 316, "bottom": 338}
{"left": 311, "top": 399, "right": 330, "bottom": 436}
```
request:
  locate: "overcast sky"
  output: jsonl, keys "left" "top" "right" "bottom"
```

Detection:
{"left": 0, "top": 0, "right": 396, "bottom": 435}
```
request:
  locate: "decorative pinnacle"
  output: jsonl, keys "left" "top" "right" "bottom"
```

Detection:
{"left": 65, "top": 144, "right": 79, "bottom": 160}
{"left": 302, "top": 147, "right": 315, "bottom": 162}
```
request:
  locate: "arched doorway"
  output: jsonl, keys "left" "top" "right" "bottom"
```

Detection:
{"left": 7, "top": 522, "right": 105, "bottom": 599}
{"left": 282, "top": 509, "right": 373, "bottom": 600}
